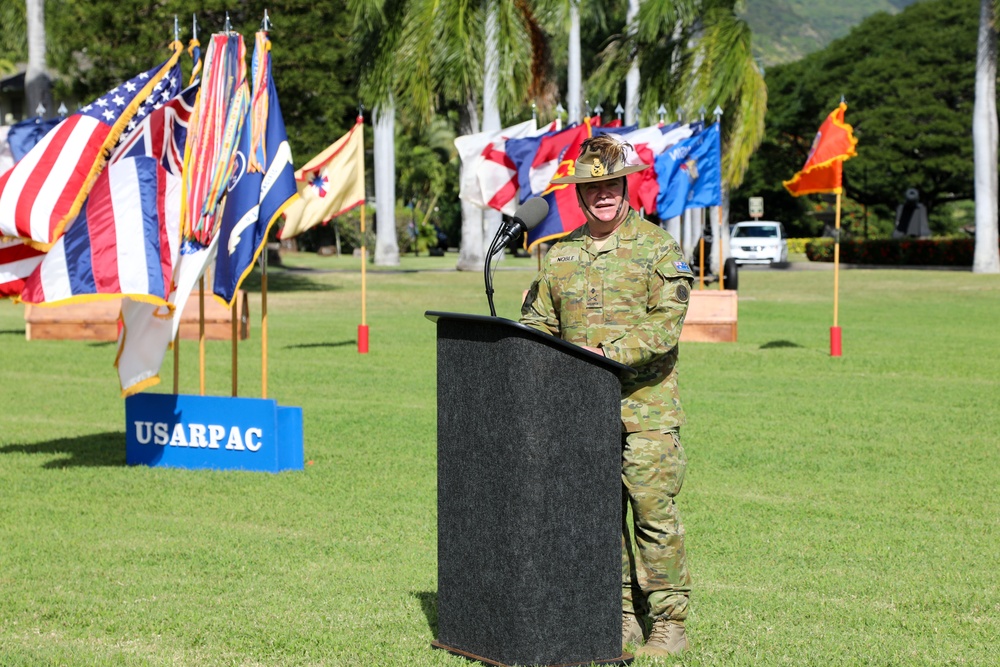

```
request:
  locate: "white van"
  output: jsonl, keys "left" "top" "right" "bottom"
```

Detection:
{"left": 729, "top": 221, "right": 789, "bottom": 265}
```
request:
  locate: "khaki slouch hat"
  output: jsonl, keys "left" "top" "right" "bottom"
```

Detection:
{"left": 551, "top": 135, "right": 649, "bottom": 185}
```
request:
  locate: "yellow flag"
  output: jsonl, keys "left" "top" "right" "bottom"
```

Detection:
{"left": 280, "top": 118, "right": 365, "bottom": 239}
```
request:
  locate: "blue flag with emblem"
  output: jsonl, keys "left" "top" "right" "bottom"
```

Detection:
{"left": 213, "top": 32, "right": 297, "bottom": 308}
{"left": 655, "top": 122, "right": 721, "bottom": 219}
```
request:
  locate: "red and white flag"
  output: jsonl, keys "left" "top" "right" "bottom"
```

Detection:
{"left": 0, "top": 47, "right": 183, "bottom": 249}
{"left": 0, "top": 239, "right": 44, "bottom": 298}
{"left": 455, "top": 119, "right": 537, "bottom": 216}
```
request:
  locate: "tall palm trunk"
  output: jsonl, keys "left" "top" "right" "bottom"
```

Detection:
{"left": 25, "top": 0, "right": 51, "bottom": 117}
{"left": 973, "top": 0, "right": 1000, "bottom": 273}
{"left": 481, "top": 2, "right": 503, "bottom": 259}
{"left": 625, "top": 0, "right": 641, "bottom": 126}
{"left": 567, "top": 1, "right": 582, "bottom": 124}
{"left": 374, "top": 104, "right": 400, "bottom": 266}
{"left": 456, "top": 95, "right": 485, "bottom": 271}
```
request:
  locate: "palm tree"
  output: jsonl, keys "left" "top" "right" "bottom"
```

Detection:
{"left": 590, "top": 0, "right": 765, "bottom": 272}
{"left": 624, "top": 0, "right": 641, "bottom": 126}
{"left": 973, "top": 0, "right": 1000, "bottom": 273}
{"left": 25, "top": 0, "right": 52, "bottom": 117}
{"left": 393, "top": 0, "right": 541, "bottom": 271}
{"left": 349, "top": 0, "right": 408, "bottom": 266}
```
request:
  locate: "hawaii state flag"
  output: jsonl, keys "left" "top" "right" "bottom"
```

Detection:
{"left": 213, "top": 31, "right": 298, "bottom": 308}
{"left": 114, "top": 81, "right": 198, "bottom": 175}
{"left": 655, "top": 122, "right": 722, "bottom": 219}
{"left": 19, "top": 157, "right": 180, "bottom": 307}
{"left": 783, "top": 102, "right": 858, "bottom": 196}
{"left": 111, "top": 81, "right": 203, "bottom": 396}
{"left": 280, "top": 118, "right": 365, "bottom": 239}
{"left": 0, "top": 45, "right": 183, "bottom": 249}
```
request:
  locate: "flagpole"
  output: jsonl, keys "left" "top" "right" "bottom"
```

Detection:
{"left": 718, "top": 205, "right": 725, "bottom": 290}
{"left": 261, "top": 250, "right": 269, "bottom": 399}
{"left": 831, "top": 191, "right": 843, "bottom": 357}
{"left": 173, "top": 331, "right": 179, "bottom": 393}
{"left": 232, "top": 301, "right": 238, "bottom": 395}
{"left": 359, "top": 203, "right": 369, "bottom": 354}
{"left": 698, "top": 217, "right": 705, "bottom": 290}
{"left": 358, "top": 109, "right": 369, "bottom": 355}
{"left": 712, "top": 107, "right": 726, "bottom": 291}
{"left": 199, "top": 276, "right": 206, "bottom": 395}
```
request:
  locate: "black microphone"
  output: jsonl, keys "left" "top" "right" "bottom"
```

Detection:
{"left": 494, "top": 197, "right": 549, "bottom": 249}
{"left": 484, "top": 197, "right": 549, "bottom": 317}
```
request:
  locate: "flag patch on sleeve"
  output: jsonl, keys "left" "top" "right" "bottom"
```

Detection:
{"left": 674, "top": 261, "right": 691, "bottom": 273}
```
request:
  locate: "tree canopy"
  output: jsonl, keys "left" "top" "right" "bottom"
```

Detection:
{"left": 43, "top": 0, "right": 359, "bottom": 162}
{"left": 733, "top": 0, "right": 981, "bottom": 236}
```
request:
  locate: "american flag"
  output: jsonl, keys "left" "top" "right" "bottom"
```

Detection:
{"left": 0, "top": 47, "right": 182, "bottom": 249}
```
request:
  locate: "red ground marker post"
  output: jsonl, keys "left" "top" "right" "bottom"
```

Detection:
{"left": 359, "top": 196, "right": 369, "bottom": 354}
{"left": 358, "top": 324, "right": 369, "bottom": 354}
{"left": 830, "top": 326, "right": 842, "bottom": 357}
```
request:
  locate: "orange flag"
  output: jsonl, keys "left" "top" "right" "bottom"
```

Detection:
{"left": 783, "top": 102, "right": 858, "bottom": 196}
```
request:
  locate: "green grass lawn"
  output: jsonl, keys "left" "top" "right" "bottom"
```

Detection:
{"left": 1, "top": 254, "right": 998, "bottom": 666}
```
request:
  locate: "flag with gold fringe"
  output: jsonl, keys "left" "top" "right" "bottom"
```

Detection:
{"left": 0, "top": 43, "right": 184, "bottom": 249}
{"left": 213, "top": 31, "right": 298, "bottom": 308}
{"left": 181, "top": 32, "right": 248, "bottom": 246}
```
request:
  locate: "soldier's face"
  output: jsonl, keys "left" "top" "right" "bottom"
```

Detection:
{"left": 578, "top": 178, "right": 625, "bottom": 223}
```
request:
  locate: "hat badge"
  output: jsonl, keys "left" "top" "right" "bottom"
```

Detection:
{"left": 590, "top": 158, "right": 606, "bottom": 177}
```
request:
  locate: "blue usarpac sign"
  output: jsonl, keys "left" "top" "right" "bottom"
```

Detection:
{"left": 125, "top": 393, "right": 303, "bottom": 473}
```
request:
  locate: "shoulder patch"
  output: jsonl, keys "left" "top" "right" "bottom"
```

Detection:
{"left": 674, "top": 261, "right": 691, "bottom": 273}
{"left": 675, "top": 283, "right": 690, "bottom": 303}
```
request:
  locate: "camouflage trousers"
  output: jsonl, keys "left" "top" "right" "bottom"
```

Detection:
{"left": 621, "top": 429, "right": 691, "bottom": 621}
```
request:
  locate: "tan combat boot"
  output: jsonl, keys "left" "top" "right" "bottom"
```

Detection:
{"left": 622, "top": 611, "right": 644, "bottom": 648}
{"left": 634, "top": 618, "right": 688, "bottom": 657}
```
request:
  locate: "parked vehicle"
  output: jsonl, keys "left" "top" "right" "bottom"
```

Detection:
{"left": 729, "top": 221, "right": 789, "bottom": 265}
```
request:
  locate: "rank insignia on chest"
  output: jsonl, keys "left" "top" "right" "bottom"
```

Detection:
{"left": 587, "top": 286, "right": 601, "bottom": 309}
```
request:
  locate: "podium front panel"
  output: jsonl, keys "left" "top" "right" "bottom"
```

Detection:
{"left": 436, "top": 317, "right": 622, "bottom": 666}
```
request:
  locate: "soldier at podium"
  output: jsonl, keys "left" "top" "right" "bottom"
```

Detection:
{"left": 520, "top": 134, "right": 695, "bottom": 658}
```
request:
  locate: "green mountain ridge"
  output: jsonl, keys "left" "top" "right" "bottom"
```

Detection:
{"left": 742, "top": 0, "right": 922, "bottom": 66}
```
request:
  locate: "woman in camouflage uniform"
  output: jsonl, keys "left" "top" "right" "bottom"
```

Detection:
{"left": 519, "top": 134, "right": 695, "bottom": 658}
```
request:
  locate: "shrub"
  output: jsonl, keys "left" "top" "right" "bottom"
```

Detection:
{"left": 804, "top": 238, "right": 986, "bottom": 266}
{"left": 786, "top": 238, "right": 815, "bottom": 254}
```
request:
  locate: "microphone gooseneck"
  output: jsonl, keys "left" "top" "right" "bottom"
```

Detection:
{"left": 484, "top": 197, "right": 550, "bottom": 317}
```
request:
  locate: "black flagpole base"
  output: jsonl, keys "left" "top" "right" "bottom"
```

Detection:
{"left": 431, "top": 640, "right": 633, "bottom": 666}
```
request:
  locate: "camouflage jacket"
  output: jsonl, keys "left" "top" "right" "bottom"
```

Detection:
{"left": 520, "top": 210, "right": 694, "bottom": 432}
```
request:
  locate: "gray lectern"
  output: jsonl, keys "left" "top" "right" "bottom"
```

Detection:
{"left": 426, "top": 312, "right": 635, "bottom": 667}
